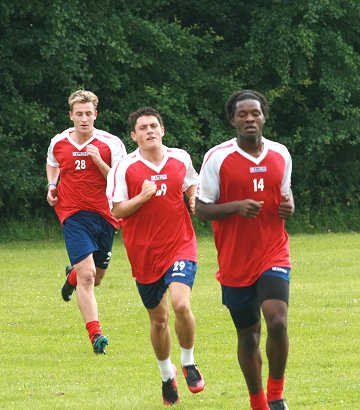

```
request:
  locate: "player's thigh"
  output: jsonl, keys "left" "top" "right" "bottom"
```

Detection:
{"left": 93, "top": 218, "right": 116, "bottom": 270}
{"left": 222, "top": 284, "right": 261, "bottom": 329}
{"left": 164, "top": 260, "right": 196, "bottom": 310}
{"left": 63, "top": 214, "right": 97, "bottom": 265}
{"left": 146, "top": 291, "right": 170, "bottom": 326}
{"left": 74, "top": 254, "right": 96, "bottom": 280}
{"left": 257, "top": 274, "right": 289, "bottom": 326}
{"left": 168, "top": 282, "right": 192, "bottom": 312}
{"left": 136, "top": 277, "right": 168, "bottom": 310}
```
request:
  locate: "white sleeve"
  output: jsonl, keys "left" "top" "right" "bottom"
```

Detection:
{"left": 281, "top": 151, "right": 292, "bottom": 194}
{"left": 46, "top": 139, "right": 59, "bottom": 167}
{"left": 198, "top": 152, "right": 221, "bottom": 203}
{"left": 111, "top": 138, "right": 127, "bottom": 166}
{"left": 106, "top": 161, "right": 129, "bottom": 210}
{"left": 183, "top": 153, "right": 199, "bottom": 191}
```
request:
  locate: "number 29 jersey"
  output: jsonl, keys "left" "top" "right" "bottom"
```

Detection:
{"left": 107, "top": 146, "right": 198, "bottom": 284}
{"left": 198, "top": 137, "right": 292, "bottom": 287}
{"left": 47, "top": 127, "right": 126, "bottom": 228}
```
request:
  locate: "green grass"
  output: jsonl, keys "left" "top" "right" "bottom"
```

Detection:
{"left": 1, "top": 233, "right": 360, "bottom": 409}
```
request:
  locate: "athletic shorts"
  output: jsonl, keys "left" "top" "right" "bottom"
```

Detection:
{"left": 63, "top": 211, "right": 115, "bottom": 268}
{"left": 221, "top": 267, "right": 290, "bottom": 329}
{"left": 136, "top": 260, "right": 197, "bottom": 309}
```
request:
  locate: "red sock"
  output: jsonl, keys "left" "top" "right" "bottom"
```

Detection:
{"left": 68, "top": 268, "right": 77, "bottom": 287}
{"left": 267, "top": 375, "right": 284, "bottom": 402}
{"left": 85, "top": 320, "right": 102, "bottom": 342}
{"left": 250, "top": 389, "right": 269, "bottom": 410}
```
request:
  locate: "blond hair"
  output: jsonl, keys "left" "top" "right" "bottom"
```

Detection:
{"left": 68, "top": 89, "right": 99, "bottom": 112}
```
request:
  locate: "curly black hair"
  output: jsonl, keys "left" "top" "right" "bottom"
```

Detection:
{"left": 225, "top": 90, "right": 269, "bottom": 123}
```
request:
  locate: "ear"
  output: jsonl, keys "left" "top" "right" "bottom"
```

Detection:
{"left": 94, "top": 110, "right": 98, "bottom": 121}
{"left": 69, "top": 111, "right": 73, "bottom": 121}
{"left": 130, "top": 131, "right": 137, "bottom": 142}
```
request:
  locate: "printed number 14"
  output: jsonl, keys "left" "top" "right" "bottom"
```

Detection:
{"left": 253, "top": 178, "right": 264, "bottom": 192}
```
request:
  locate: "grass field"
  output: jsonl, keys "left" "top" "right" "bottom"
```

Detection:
{"left": 1, "top": 233, "right": 360, "bottom": 409}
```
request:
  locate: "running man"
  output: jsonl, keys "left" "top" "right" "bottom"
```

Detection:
{"left": 196, "top": 90, "right": 294, "bottom": 410}
{"left": 107, "top": 106, "right": 204, "bottom": 405}
{"left": 46, "top": 89, "right": 127, "bottom": 354}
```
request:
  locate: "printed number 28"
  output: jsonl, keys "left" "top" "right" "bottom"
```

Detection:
{"left": 253, "top": 178, "right": 264, "bottom": 192}
{"left": 75, "top": 159, "right": 86, "bottom": 170}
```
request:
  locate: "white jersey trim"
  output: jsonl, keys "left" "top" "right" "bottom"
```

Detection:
{"left": 106, "top": 145, "right": 198, "bottom": 208}
{"left": 46, "top": 128, "right": 126, "bottom": 168}
{"left": 198, "top": 137, "right": 291, "bottom": 203}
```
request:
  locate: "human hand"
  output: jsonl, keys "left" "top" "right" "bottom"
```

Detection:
{"left": 47, "top": 186, "right": 58, "bottom": 206}
{"left": 140, "top": 179, "right": 157, "bottom": 202}
{"left": 188, "top": 196, "right": 196, "bottom": 214}
{"left": 237, "top": 199, "right": 264, "bottom": 218}
{"left": 86, "top": 144, "right": 102, "bottom": 166}
{"left": 279, "top": 193, "right": 294, "bottom": 219}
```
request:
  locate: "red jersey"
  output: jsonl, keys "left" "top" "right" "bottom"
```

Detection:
{"left": 107, "top": 146, "right": 198, "bottom": 284}
{"left": 198, "top": 137, "right": 292, "bottom": 287}
{"left": 47, "top": 127, "right": 127, "bottom": 228}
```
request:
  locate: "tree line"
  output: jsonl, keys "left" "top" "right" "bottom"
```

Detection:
{"left": 0, "top": 0, "right": 359, "bottom": 232}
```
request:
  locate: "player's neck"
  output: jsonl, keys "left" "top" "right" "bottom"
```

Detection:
{"left": 72, "top": 129, "right": 94, "bottom": 145}
{"left": 139, "top": 147, "right": 164, "bottom": 166}
{"left": 237, "top": 135, "right": 264, "bottom": 158}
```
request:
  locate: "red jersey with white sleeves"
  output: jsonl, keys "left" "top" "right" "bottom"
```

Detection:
{"left": 47, "top": 127, "right": 126, "bottom": 228}
{"left": 107, "top": 146, "right": 198, "bottom": 284}
{"left": 198, "top": 137, "right": 292, "bottom": 287}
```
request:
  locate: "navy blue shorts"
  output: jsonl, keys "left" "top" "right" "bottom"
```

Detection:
{"left": 136, "top": 260, "right": 197, "bottom": 309}
{"left": 221, "top": 267, "right": 290, "bottom": 329}
{"left": 63, "top": 211, "right": 115, "bottom": 268}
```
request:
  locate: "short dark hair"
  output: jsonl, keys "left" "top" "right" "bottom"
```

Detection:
{"left": 225, "top": 90, "right": 269, "bottom": 123}
{"left": 128, "top": 106, "right": 164, "bottom": 131}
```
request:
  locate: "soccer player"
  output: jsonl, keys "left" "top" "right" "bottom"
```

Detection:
{"left": 46, "top": 89, "right": 127, "bottom": 354}
{"left": 107, "top": 106, "right": 205, "bottom": 405}
{"left": 195, "top": 90, "right": 294, "bottom": 410}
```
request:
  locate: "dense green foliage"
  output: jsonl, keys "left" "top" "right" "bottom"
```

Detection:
{"left": 1, "top": 0, "right": 359, "bottom": 231}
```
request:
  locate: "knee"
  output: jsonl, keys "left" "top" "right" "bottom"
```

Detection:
{"left": 151, "top": 314, "right": 169, "bottom": 332}
{"left": 239, "top": 331, "right": 260, "bottom": 352}
{"left": 77, "top": 269, "right": 96, "bottom": 287}
{"left": 267, "top": 315, "right": 287, "bottom": 340}
{"left": 173, "top": 301, "right": 191, "bottom": 320}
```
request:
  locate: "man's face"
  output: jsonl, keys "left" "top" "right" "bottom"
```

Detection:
{"left": 69, "top": 102, "right": 97, "bottom": 135}
{"left": 131, "top": 115, "right": 164, "bottom": 150}
{"left": 232, "top": 99, "right": 265, "bottom": 139}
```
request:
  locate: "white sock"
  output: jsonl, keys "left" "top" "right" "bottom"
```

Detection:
{"left": 180, "top": 346, "right": 194, "bottom": 367}
{"left": 158, "top": 357, "right": 174, "bottom": 382}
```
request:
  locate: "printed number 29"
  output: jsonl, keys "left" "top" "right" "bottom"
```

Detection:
{"left": 174, "top": 261, "right": 186, "bottom": 271}
{"left": 155, "top": 183, "right": 167, "bottom": 196}
{"left": 253, "top": 178, "right": 264, "bottom": 192}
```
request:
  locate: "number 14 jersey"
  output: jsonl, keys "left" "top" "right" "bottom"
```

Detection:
{"left": 198, "top": 137, "right": 292, "bottom": 287}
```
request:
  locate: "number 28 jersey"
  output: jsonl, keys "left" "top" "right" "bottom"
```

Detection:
{"left": 47, "top": 127, "right": 126, "bottom": 228}
{"left": 198, "top": 137, "right": 292, "bottom": 287}
{"left": 107, "top": 146, "right": 198, "bottom": 284}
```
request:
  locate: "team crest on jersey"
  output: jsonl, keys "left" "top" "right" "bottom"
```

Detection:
{"left": 151, "top": 174, "right": 167, "bottom": 181}
{"left": 250, "top": 166, "right": 267, "bottom": 173}
{"left": 72, "top": 152, "right": 87, "bottom": 156}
